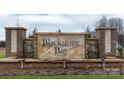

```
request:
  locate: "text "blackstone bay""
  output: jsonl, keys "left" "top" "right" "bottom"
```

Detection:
{"left": 43, "top": 38, "right": 80, "bottom": 46}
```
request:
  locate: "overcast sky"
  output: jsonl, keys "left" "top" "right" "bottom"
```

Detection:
{"left": 0, "top": 14, "right": 124, "bottom": 40}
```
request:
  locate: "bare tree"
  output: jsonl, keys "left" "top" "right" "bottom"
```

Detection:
{"left": 108, "top": 17, "right": 123, "bottom": 34}
{"left": 108, "top": 17, "right": 124, "bottom": 47}
{"left": 96, "top": 15, "right": 108, "bottom": 28}
{"left": 86, "top": 25, "right": 90, "bottom": 33}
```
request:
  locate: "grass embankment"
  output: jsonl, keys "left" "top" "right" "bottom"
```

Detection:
{"left": 0, "top": 51, "right": 5, "bottom": 59}
{"left": 0, "top": 75, "right": 123, "bottom": 79}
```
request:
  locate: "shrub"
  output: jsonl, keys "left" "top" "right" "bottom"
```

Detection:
{"left": 117, "top": 47, "right": 124, "bottom": 59}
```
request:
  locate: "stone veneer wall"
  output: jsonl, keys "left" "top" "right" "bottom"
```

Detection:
{"left": 111, "top": 29, "right": 117, "bottom": 56}
{"left": 97, "top": 29, "right": 105, "bottom": 58}
{"left": 17, "top": 30, "right": 26, "bottom": 58}
{"left": 23, "top": 38, "right": 34, "bottom": 58}
{"left": 6, "top": 29, "right": 11, "bottom": 57}
{"left": 23, "top": 33, "right": 91, "bottom": 59}
{"left": 24, "top": 32, "right": 98, "bottom": 59}
{"left": 84, "top": 34, "right": 88, "bottom": 58}
{"left": 0, "top": 62, "right": 123, "bottom": 75}
{"left": 33, "top": 33, "right": 38, "bottom": 58}
{"left": 0, "top": 62, "right": 120, "bottom": 69}
{"left": 36, "top": 33, "right": 87, "bottom": 59}
{"left": 87, "top": 39, "right": 99, "bottom": 58}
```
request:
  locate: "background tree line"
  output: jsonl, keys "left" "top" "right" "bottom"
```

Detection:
{"left": 0, "top": 41, "right": 5, "bottom": 47}
{"left": 0, "top": 15, "right": 124, "bottom": 48}
{"left": 96, "top": 15, "right": 124, "bottom": 47}
{"left": 86, "top": 15, "right": 124, "bottom": 47}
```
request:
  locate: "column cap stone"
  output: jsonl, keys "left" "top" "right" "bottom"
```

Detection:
{"left": 95, "top": 27, "right": 117, "bottom": 31}
{"left": 4, "top": 27, "right": 27, "bottom": 31}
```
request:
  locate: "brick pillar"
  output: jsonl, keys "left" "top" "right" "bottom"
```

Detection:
{"left": 96, "top": 27, "right": 117, "bottom": 58}
{"left": 5, "top": 27, "right": 27, "bottom": 58}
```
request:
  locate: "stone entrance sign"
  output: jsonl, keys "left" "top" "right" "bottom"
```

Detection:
{"left": 4, "top": 27, "right": 117, "bottom": 59}
{"left": 36, "top": 33, "right": 85, "bottom": 60}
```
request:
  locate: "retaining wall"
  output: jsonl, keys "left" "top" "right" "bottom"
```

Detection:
{"left": 0, "top": 61, "right": 123, "bottom": 75}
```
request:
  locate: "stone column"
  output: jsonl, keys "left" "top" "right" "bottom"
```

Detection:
{"left": 5, "top": 27, "right": 27, "bottom": 58}
{"left": 96, "top": 27, "right": 117, "bottom": 58}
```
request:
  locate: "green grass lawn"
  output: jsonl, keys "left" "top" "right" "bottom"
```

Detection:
{"left": 0, "top": 75, "right": 123, "bottom": 79}
{"left": 0, "top": 51, "right": 5, "bottom": 59}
